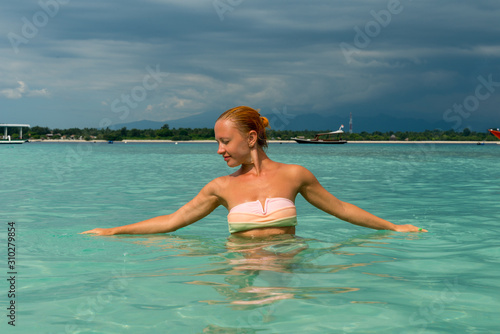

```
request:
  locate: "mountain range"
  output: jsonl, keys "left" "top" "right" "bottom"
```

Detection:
{"left": 111, "top": 111, "right": 456, "bottom": 133}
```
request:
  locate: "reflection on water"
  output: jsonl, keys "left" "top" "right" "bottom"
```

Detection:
{"left": 114, "top": 231, "right": 401, "bottom": 311}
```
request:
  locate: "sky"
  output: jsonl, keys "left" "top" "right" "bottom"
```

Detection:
{"left": 1, "top": 0, "right": 499, "bottom": 131}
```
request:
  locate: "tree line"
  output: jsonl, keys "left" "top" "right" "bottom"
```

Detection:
{"left": 19, "top": 125, "right": 499, "bottom": 142}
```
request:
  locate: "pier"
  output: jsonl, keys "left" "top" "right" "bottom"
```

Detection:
{"left": 0, "top": 124, "right": 31, "bottom": 144}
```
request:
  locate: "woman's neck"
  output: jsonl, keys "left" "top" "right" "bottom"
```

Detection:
{"left": 240, "top": 147, "right": 269, "bottom": 176}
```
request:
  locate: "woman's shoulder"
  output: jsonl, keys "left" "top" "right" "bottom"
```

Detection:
{"left": 207, "top": 174, "right": 231, "bottom": 188}
{"left": 273, "top": 161, "right": 308, "bottom": 171}
{"left": 272, "top": 161, "right": 313, "bottom": 178}
{"left": 200, "top": 175, "right": 231, "bottom": 205}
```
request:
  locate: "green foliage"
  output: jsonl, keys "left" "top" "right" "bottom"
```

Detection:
{"left": 25, "top": 124, "right": 497, "bottom": 142}
{"left": 268, "top": 128, "right": 494, "bottom": 141}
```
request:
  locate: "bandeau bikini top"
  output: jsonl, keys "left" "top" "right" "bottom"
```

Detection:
{"left": 227, "top": 197, "right": 297, "bottom": 233}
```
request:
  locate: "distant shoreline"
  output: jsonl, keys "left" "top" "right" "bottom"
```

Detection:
{"left": 27, "top": 139, "right": 499, "bottom": 144}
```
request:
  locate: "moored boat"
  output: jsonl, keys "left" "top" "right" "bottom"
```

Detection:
{"left": 292, "top": 125, "right": 347, "bottom": 144}
{"left": 0, "top": 137, "right": 28, "bottom": 144}
{"left": 488, "top": 128, "right": 500, "bottom": 140}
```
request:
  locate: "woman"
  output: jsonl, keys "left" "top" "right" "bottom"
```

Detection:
{"left": 82, "top": 106, "right": 426, "bottom": 237}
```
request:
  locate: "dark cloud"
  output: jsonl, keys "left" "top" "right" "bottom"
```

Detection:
{"left": 1, "top": 0, "right": 499, "bottom": 130}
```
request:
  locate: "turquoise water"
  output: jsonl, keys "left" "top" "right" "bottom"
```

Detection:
{"left": 1, "top": 142, "right": 499, "bottom": 333}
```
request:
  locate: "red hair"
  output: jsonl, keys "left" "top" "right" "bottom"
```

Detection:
{"left": 217, "top": 106, "right": 270, "bottom": 148}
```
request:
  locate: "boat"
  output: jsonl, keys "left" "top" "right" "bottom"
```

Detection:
{"left": 0, "top": 136, "right": 28, "bottom": 144}
{"left": 488, "top": 128, "right": 500, "bottom": 140}
{"left": 0, "top": 124, "right": 30, "bottom": 144}
{"left": 292, "top": 125, "right": 347, "bottom": 144}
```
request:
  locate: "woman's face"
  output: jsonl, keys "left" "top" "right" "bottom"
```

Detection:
{"left": 215, "top": 120, "right": 251, "bottom": 167}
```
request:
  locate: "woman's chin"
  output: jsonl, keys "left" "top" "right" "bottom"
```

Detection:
{"left": 227, "top": 160, "right": 243, "bottom": 168}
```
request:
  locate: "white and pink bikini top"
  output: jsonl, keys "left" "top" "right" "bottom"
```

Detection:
{"left": 227, "top": 197, "right": 297, "bottom": 233}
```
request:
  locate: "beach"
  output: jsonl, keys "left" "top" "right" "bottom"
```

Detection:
{"left": 27, "top": 139, "right": 500, "bottom": 144}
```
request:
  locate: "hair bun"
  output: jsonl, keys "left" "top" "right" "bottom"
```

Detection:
{"left": 260, "top": 116, "right": 270, "bottom": 128}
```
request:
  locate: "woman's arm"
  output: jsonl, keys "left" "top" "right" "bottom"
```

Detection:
{"left": 296, "top": 166, "right": 427, "bottom": 232}
{"left": 81, "top": 180, "right": 222, "bottom": 236}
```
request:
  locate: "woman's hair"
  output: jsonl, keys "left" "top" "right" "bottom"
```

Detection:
{"left": 217, "top": 106, "right": 270, "bottom": 148}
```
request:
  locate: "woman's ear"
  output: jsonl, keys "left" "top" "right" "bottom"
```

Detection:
{"left": 248, "top": 130, "right": 258, "bottom": 148}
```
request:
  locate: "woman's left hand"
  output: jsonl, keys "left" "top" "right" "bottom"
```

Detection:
{"left": 394, "top": 224, "right": 428, "bottom": 232}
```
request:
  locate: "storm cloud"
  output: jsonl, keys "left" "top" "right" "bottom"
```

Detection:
{"left": 1, "top": 0, "right": 499, "bottom": 130}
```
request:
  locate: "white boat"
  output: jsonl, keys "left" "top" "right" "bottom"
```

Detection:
{"left": 292, "top": 125, "right": 347, "bottom": 144}
{"left": 0, "top": 124, "right": 30, "bottom": 144}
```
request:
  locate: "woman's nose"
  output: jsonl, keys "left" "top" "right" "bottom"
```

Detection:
{"left": 217, "top": 144, "right": 225, "bottom": 154}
